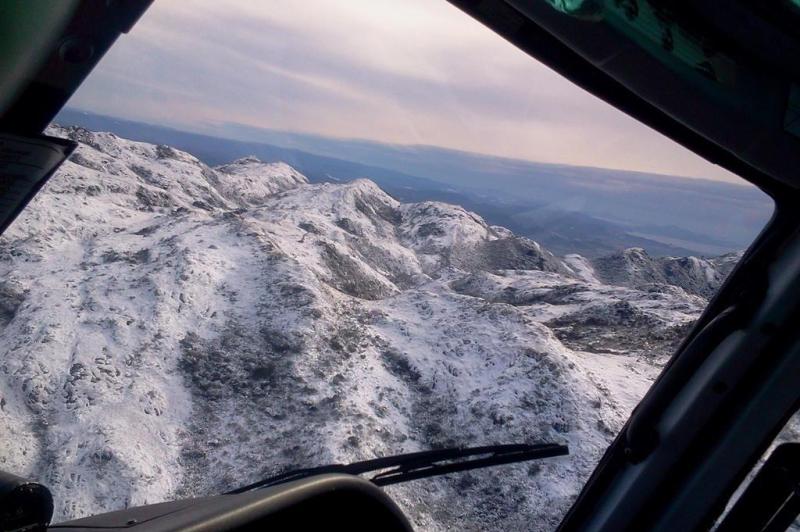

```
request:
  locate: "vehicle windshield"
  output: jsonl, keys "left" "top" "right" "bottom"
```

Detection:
{"left": 0, "top": 1, "right": 774, "bottom": 530}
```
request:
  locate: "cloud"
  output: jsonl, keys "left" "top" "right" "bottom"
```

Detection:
{"left": 68, "top": 0, "right": 741, "bottom": 182}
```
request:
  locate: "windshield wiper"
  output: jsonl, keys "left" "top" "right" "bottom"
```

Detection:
{"left": 229, "top": 443, "right": 568, "bottom": 494}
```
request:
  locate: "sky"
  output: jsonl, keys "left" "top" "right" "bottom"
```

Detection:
{"left": 67, "top": 0, "right": 740, "bottom": 183}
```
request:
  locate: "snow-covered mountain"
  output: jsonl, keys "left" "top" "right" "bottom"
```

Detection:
{"left": 0, "top": 126, "right": 729, "bottom": 530}
{"left": 590, "top": 247, "right": 741, "bottom": 298}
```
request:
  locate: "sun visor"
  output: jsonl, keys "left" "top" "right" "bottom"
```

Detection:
{"left": 0, "top": 131, "right": 75, "bottom": 234}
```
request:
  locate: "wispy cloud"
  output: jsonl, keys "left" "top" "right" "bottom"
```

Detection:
{"left": 69, "top": 0, "right": 740, "bottom": 182}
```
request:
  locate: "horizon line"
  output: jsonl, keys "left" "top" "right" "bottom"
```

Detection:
{"left": 59, "top": 106, "right": 755, "bottom": 190}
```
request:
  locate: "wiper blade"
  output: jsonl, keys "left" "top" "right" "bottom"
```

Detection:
{"left": 229, "top": 443, "right": 568, "bottom": 494}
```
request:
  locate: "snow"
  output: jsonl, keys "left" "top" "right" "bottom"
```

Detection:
{"left": 563, "top": 254, "right": 600, "bottom": 284}
{"left": 215, "top": 158, "right": 308, "bottom": 206}
{"left": 0, "top": 126, "right": 731, "bottom": 530}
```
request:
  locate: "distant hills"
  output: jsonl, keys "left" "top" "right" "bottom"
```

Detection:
{"left": 55, "top": 108, "right": 773, "bottom": 257}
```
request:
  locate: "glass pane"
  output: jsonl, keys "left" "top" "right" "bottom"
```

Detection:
{"left": 714, "top": 414, "right": 800, "bottom": 531}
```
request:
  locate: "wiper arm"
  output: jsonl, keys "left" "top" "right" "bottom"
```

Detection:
{"left": 229, "top": 443, "right": 568, "bottom": 494}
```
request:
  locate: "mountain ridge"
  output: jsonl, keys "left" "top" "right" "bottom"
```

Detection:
{"left": 55, "top": 109, "right": 773, "bottom": 258}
